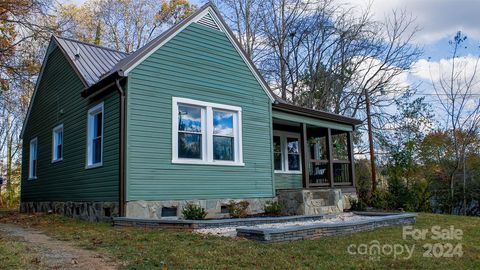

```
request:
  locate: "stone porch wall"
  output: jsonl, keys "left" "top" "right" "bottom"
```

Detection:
{"left": 126, "top": 198, "right": 276, "bottom": 219}
{"left": 277, "top": 189, "right": 357, "bottom": 215}
{"left": 20, "top": 201, "right": 118, "bottom": 222}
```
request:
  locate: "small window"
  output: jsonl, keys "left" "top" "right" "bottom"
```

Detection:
{"left": 29, "top": 138, "right": 38, "bottom": 179}
{"left": 273, "top": 132, "right": 301, "bottom": 173}
{"left": 87, "top": 103, "right": 103, "bottom": 168}
{"left": 172, "top": 97, "right": 243, "bottom": 165}
{"left": 220, "top": 205, "right": 229, "bottom": 214}
{"left": 161, "top": 207, "right": 178, "bottom": 217}
{"left": 52, "top": 124, "right": 63, "bottom": 162}
{"left": 273, "top": 136, "right": 282, "bottom": 170}
{"left": 103, "top": 207, "right": 111, "bottom": 217}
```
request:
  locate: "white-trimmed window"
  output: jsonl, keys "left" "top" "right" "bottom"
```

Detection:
{"left": 172, "top": 97, "right": 243, "bottom": 165}
{"left": 86, "top": 103, "right": 104, "bottom": 168}
{"left": 273, "top": 131, "right": 301, "bottom": 173}
{"left": 52, "top": 124, "right": 63, "bottom": 162}
{"left": 29, "top": 137, "right": 38, "bottom": 179}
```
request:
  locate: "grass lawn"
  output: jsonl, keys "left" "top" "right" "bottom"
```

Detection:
{"left": 0, "top": 211, "right": 479, "bottom": 269}
{"left": 0, "top": 232, "right": 44, "bottom": 269}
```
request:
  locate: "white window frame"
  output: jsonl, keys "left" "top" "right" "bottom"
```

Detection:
{"left": 273, "top": 131, "right": 302, "bottom": 174}
{"left": 86, "top": 102, "right": 104, "bottom": 169}
{"left": 52, "top": 124, "right": 64, "bottom": 162}
{"left": 29, "top": 137, "right": 38, "bottom": 180}
{"left": 172, "top": 97, "right": 244, "bottom": 166}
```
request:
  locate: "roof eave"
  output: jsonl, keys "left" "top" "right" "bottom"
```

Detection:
{"left": 81, "top": 70, "right": 124, "bottom": 98}
{"left": 272, "top": 103, "right": 363, "bottom": 127}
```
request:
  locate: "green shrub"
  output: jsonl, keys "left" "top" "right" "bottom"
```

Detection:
{"left": 350, "top": 197, "right": 367, "bottom": 211}
{"left": 182, "top": 203, "right": 207, "bottom": 220}
{"left": 355, "top": 159, "right": 372, "bottom": 202}
{"left": 368, "top": 190, "right": 389, "bottom": 209}
{"left": 264, "top": 201, "right": 282, "bottom": 216}
{"left": 226, "top": 200, "right": 250, "bottom": 218}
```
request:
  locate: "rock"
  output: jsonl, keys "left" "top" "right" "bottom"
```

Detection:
{"left": 277, "top": 189, "right": 353, "bottom": 215}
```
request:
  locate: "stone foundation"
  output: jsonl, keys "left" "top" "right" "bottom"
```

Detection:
{"left": 126, "top": 198, "right": 276, "bottom": 219}
{"left": 277, "top": 189, "right": 356, "bottom": 215}
{"left": 20, "top": 201, "right": 119, "bottom": 222}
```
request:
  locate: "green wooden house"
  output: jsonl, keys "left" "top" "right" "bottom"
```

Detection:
{"left": 20, "top": 3, "right": 361, "bottom": 221}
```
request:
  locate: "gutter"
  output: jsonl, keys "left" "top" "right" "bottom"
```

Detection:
{"left": 115, "top": 78, "right": 126, "bottom": 217}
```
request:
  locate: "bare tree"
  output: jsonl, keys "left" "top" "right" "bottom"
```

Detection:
{"left": 0, "top": 0, "right": 54, "bottom": 207}
{"left": 260, "top": 0, "right": 311, "bottom": 100}
{"left": 57, "top": 0, "right": 196, "bottom": 53}
{"left": 215, "top": 0, "right": 265, "bottom": 61}
{"left": 430, "top": 31, "right": 480, "bottom": 214}
{"left": 219, "top": 2, "right": 422, "bottom": 187}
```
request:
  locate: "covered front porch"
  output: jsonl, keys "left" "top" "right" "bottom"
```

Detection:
{"left": 272, "top": 103, "right": 360, "bottom": 192}
{"left": 271, "top": 103, "right": 361, "bottom": 215}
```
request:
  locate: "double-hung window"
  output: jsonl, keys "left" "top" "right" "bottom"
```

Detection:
{"left": 29, "top": 138, "right": 38, "bottom": 179}
{"left": 86, "top": 103, "right": 103, "bottom": 168}
{"left": 273, "top": 132, "right": 301, "bottom": 173}
{"left": 172, "top": 97, "right": 243, "bottom": 165}
{"left": 52, "top": 124, "right": 63, "bottom": 162}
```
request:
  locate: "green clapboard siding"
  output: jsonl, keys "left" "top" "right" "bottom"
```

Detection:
{"left": 272, "top": 110, "right": 353, "bottom": 131}
{"left": 21, "top": 46, "right": 119, "bottom": 202}
{"left": 274, "top": 173, "right": 302, "bottom": 189}
{"left": 126, "top": 23, "right": 274, "bottom": 201}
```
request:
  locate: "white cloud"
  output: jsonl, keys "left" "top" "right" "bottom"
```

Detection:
{"left": 411, "top": 55, "right": 480, "bottom": 94}
{"left": 338, "top": 0, "right": 480, "bottom": 43}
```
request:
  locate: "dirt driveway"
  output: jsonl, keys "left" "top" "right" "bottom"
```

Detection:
{"left": 0, "top": 223, "right": 118, "bottom": 270}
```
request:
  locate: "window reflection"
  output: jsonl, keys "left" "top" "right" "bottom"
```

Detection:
{"left": 287, "top": 137, "right": 300, "bottom": 171}
{"left": 178, "top": 105, "right": 202, "bottom": 159}
{"left": 213, "top": 110, "right": 235, "bottom": 161}
{"left": 178, "top": 105, "right": 202, "bottom": 132}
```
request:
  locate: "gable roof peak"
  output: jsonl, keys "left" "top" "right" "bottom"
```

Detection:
{"left": 93, "top": 2, "right": 276, "bottom": 102}
{"left": 52, "top": 35, "right": 129, "bottom": 86}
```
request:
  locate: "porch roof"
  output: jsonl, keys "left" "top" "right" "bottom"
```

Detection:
{"left": 272, "top": 103, "right": 362, "bottom": 132}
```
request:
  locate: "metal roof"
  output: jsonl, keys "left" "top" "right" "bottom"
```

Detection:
{"left": 54, "top": 36, "right": 129, "bottom": 86}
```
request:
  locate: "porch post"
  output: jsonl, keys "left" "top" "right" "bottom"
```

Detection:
{"left": 327, "top": 128, "right": 334, "bottom": 187}
{"left": 300, "top": 123, "right": 309, "bottom": 188}
{"left": 348, "top": 131, "right": 356, "bottom": 187}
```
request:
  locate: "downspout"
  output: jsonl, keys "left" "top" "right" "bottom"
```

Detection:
{"left": 115, "top": 78, "right": 126, "bottom": 217}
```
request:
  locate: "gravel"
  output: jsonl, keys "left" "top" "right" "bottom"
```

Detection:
{"left": 195, "top": 213, "right": 376, "bottom": 237}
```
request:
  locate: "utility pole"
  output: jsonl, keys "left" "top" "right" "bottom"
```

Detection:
{"left": 364, "top": 88, "right": 377, "bottom": 193}
{"left": 463, "top": 154, "right": 467, "bottom": 216}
